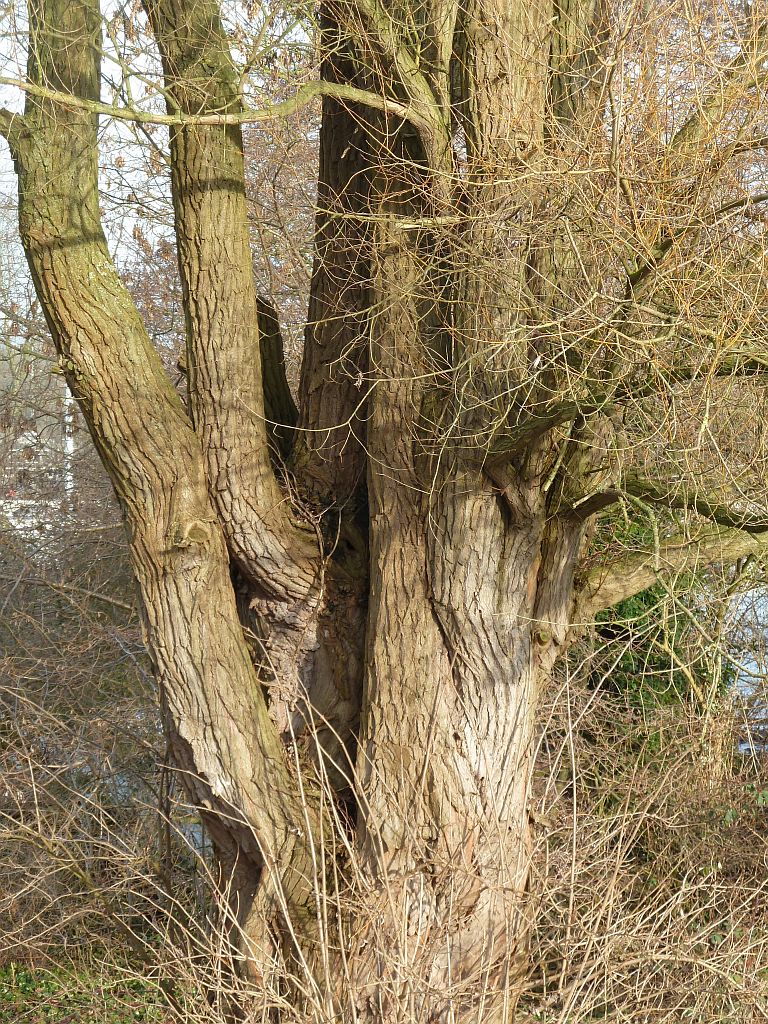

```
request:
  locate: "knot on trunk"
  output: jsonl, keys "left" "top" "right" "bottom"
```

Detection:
{"left": 171, "top": 517, "right": 213, "bottom": 548}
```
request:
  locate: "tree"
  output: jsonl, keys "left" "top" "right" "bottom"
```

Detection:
{"left": 2, "top": 0, "right": 768, "bottom": 1019}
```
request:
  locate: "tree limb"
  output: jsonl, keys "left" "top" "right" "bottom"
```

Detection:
{"left": 485, "top": 342, "right": 768, "bottom": 478}
{"left": 667, "top": 20, "right": 768, "bottom": 160}
{"left": 144, "top": 0, "right": 319, "bottom": 599}
{"left": 0, "top": 73, "right": 431, "bottom": 133}
{"left": 484, "top": 392, "right": 614, "bottom": 471}
{"left": 0, "top": 107, "right": 16, "bottom": 137}
{"left": 578, "top": 527, "right": 768, "bottom": 619}
{"left": 14, "top": 0, "right": 322, "bottom": 963}
{"left": 569, "top": 475, "right": 768, "bottom": 533}
{"left": 619, "top": 23, "right": 768, "bottom": 293}
{"left": 0, "top": 106, "right": 24, "bottom": 146}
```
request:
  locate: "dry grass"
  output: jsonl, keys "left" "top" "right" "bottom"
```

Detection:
{"left": 2, "top": 664, "right": 766, "bottom": 1024}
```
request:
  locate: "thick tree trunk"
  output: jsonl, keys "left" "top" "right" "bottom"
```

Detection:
{"left": 344, "top": 207, "right": 588, "bottom": 1019}
{"left": 339, "top": 3, "right": 609, "bottom": 1013}
{"left": 12, "top": 0, "right": 321, "bottom": 979}
{"left": 295, "top": 12, "right": 374, "bottom": 505}
{"left": 11, "top": 1, "right": 758, "bottom": 1022}
{"left": 9, "top": 1, "right": 606, "bottom": 1016}
{"left": 144, "top": 0, "right": 368, "bottom": 794}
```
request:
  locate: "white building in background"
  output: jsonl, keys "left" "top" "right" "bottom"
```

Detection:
{"left": 1, "top": 338, "right": 73, "bottom": 494}
{"left": 0, "top": 202, "right": 79, "bottom": 535}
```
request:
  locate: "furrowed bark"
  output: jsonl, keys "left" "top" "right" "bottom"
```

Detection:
{"left": 144, "top": 0, "right": 367, "bottom": 788}
{"left": 349, "top": 6, "right": 616, "bottom": 1018}
{"left": 352, "top": 212, "right": 589, "bottom": 1020}
{"left": 257, "top": 295, "right": 298, "bottom": 466}
{"left": 462, "top": 0, "right": 549, "bottom": 163}
{"left": 548, "top": 0, "right": 609, "bottom": 128}
{"left": 143, "top": 0, "right": 319, "bottom": 602}
{"left": 271, "top": 8, "right": 380, "bottom": 788}
{"left": 6, "top": 2, "right": 765, "bottom": 1021}
{"left": 12, "top": 0, "right": 318, "bottom": 971}
{"left": 294, "top": 11, "right": 374, "bottom": 505}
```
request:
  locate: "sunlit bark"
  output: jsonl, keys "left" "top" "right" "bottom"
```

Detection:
{"left": 4, "top": 0, "right": 768, "bottom": 1020}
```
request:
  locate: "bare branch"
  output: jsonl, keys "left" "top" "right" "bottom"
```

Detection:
{"left": 486, "top": 342, "right": 768, "bottom": 478}
{"left": 578, "top": 527, "right": 768, "bottom": 619}
{"left": 0, "top": 74, "right": 430, "bottom": 133}
{"left": 668, "top": 20, "right": 768, "bottom": 159}
{"left": 619, "top": 23, "right": 768, "bottom": 291}
{"left": 628, "top": 191, "right": 768, "bottom": 291}
{"left": 0, "top": 107, "right": 22, "bottom": 143}
{"left": 570, "top": 476, "right": 768, "bottom": 533}
{"left": 22, "top": 576, "right": 136, "bottom": 613}
{"left": 484, "top": 392, "right": 615, "bottom": 471}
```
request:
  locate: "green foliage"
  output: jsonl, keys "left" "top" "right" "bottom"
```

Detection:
{"left": 0, "top": 962, "right": 164, "bottom": 1024}
{"left": 593, "top": 583, "right": 735, "bottom": 711}
{"left": 723, "top": 782, "right": 768, "bottom": 826}
{"left": 591, "top": 509, "right": 740, "bottom": 711}
{"left": 595, "top": 585, "right": 691, "bottom": 707}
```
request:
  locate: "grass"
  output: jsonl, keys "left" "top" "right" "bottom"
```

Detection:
{"left": 0, "top": 962, "right": 167, "bottom": 1024}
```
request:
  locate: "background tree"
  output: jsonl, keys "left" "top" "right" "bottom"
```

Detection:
{"left": 1, "top": 0, "right": 768, "bottom": 1020}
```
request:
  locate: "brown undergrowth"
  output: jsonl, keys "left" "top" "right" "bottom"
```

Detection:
{"left": 2, "top": 666, "right": 766, "bottom": 1024}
